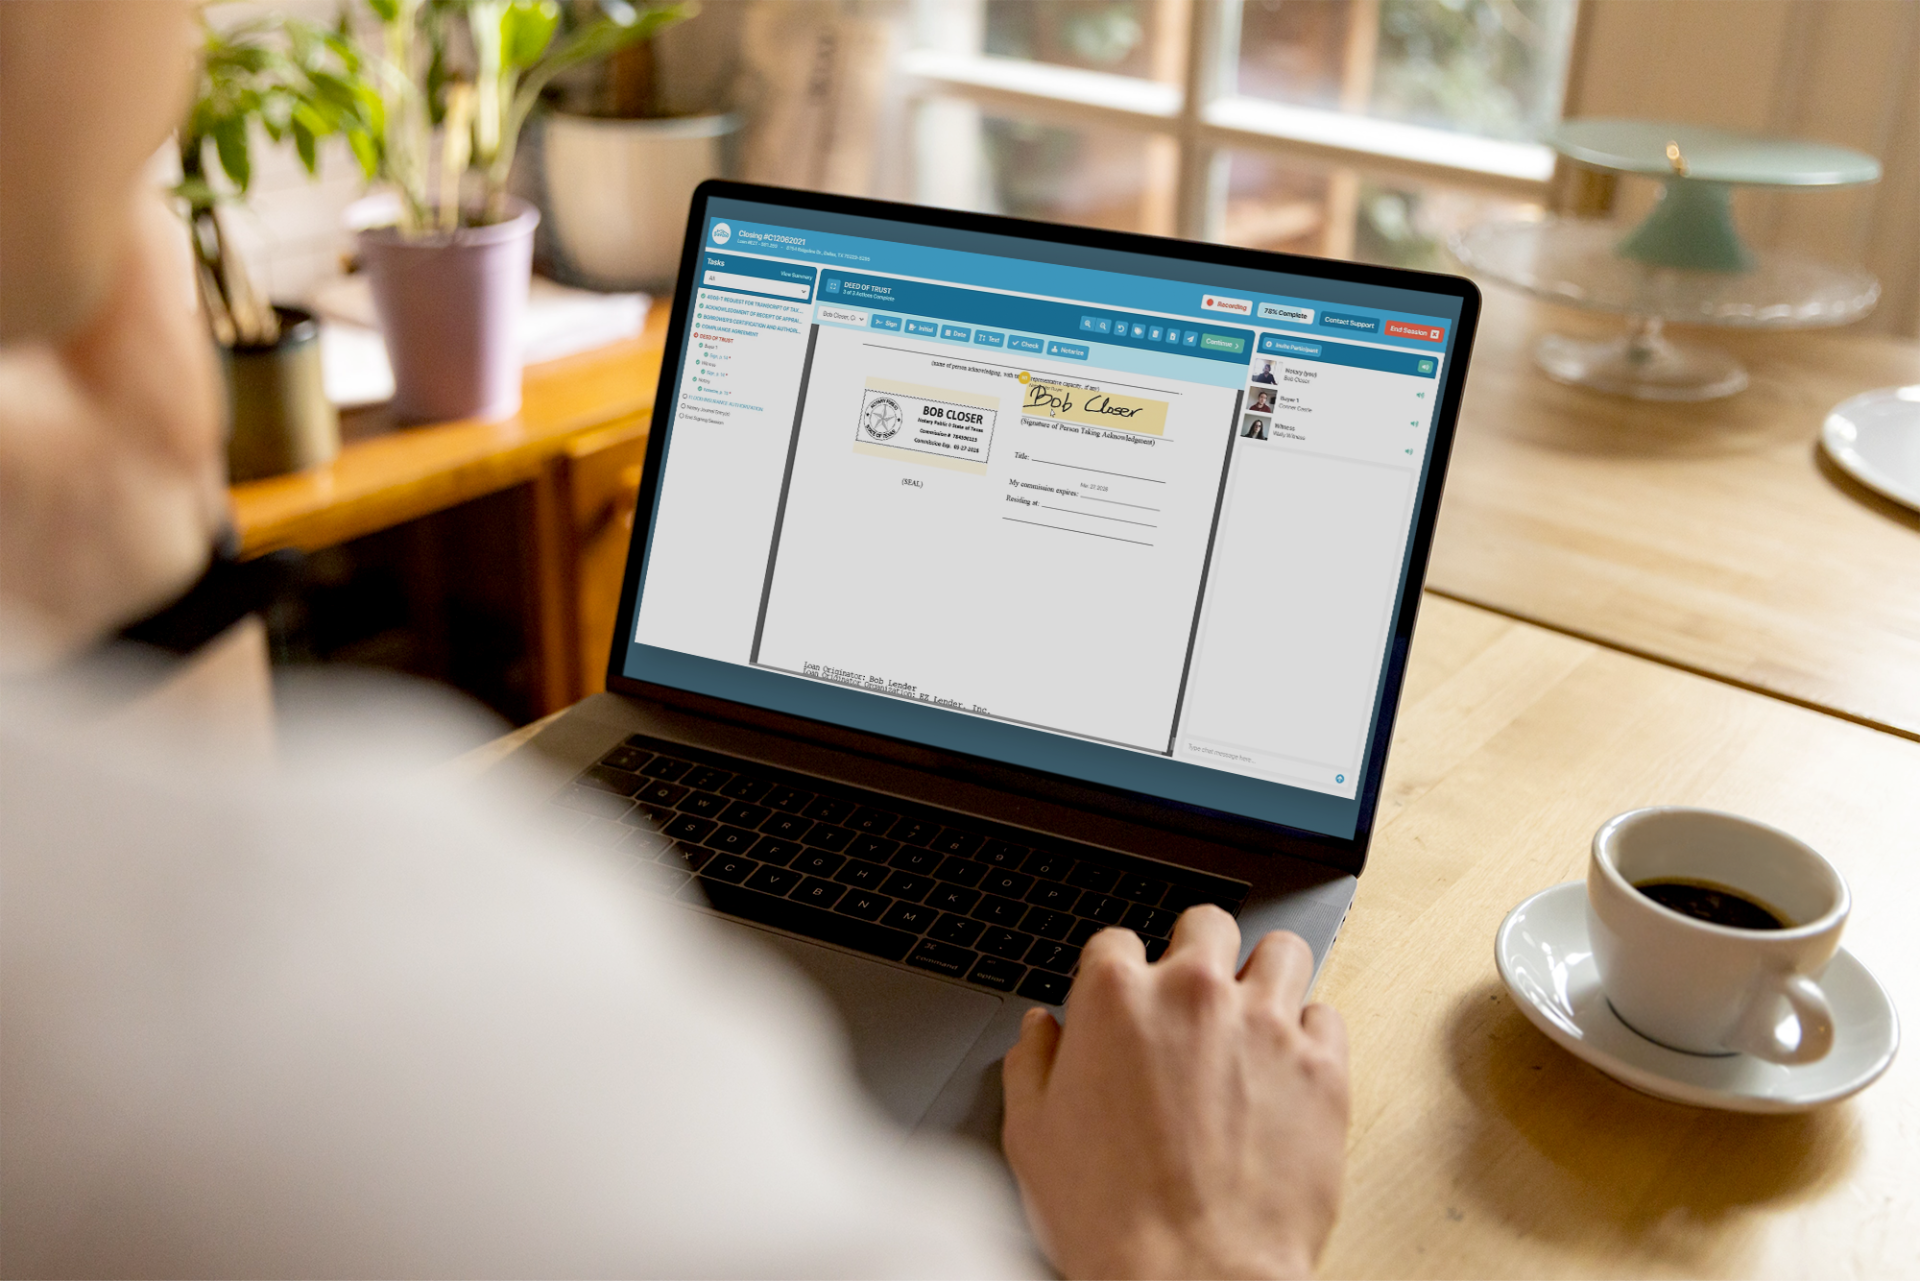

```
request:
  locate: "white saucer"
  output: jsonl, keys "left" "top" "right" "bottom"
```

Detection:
{"left": 1494, "top": 882, "right": 1899, "bottom": 1112}
{"left": 1821, "top": 384, "right": 1920, "bottom": 514}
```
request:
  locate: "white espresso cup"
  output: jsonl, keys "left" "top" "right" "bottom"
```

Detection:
{"left": 1587, "top": 807, "right": 1849, "bottom": 1063}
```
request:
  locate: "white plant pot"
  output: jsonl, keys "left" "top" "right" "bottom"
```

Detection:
{"left": 541, "top": 111, "right": 738, "bottom": 292}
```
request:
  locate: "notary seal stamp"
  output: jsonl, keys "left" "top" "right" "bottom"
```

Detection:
{"left": 861, "top": 396, "right": 903, "bottom": 441}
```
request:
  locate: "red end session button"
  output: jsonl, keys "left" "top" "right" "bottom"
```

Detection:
{"left": 1384, "top": 320, "right": 1445, "bottom": 342}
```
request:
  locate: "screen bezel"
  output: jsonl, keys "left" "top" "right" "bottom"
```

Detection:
{"left": 605, "top": 180, "right": 1480, "bottom": 877}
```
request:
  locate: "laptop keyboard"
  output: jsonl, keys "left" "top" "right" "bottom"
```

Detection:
{"left": 550, "top": 733, "right": 1250, "bottom": 1004}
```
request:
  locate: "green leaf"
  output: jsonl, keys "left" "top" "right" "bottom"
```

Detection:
{"left": 347, "top": 127, "right": 380, "bottom": 178}
{"left": 211, "top": 116, "right": 252, "bottom": 192}
{"left": 367, "top": 0, "right": 402, "bottom": 22}
{"left": 501, "top": 0, "right": 559, "bottom": 69}
{"left": 292, "top": 119, "right": 319, "bottom": 173}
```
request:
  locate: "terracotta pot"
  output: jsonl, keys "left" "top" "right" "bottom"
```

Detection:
{"left": 540, "top": 112, "right": 737, "bottom": 292}
{"left": 223, "top": 304, "right": 339, "bottom": 482}
{"left": 357, "top": 198, "right": 539, "bottom": 423}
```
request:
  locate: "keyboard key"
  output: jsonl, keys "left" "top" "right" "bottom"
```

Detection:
{"left": 982, "top": 869, "right": 1034, "bottom": 899}
{"left": 618, "top": 805, "right": 662, "bottom": 828}
{"left": 583, "top": 765, "right": 644, "bottom": 795}
{"left": 881, "top": 901, "right": 937, "bottom": 933}
{"left": 850, "top": 835, "right": 899, "bottom": 862}
{"left": 760, "top": 813, "right": 813, "bottom": 841}
{"left": 832, "top": 858, "right": 890, "bottom": 890}
{"left": 719, "top": 801, "right": 772, "bottom": 828}
{"left": 1024, "top": 850, "right": 1075, "bottom": 880}
{"left": 1066, "top": 863, "right": 1120, "bottom": 893}
{"left": 1018, "top": 971, "right": 1072, "bottom": 1005}
{"left": 1027, "top": 941, "right": 1081, "bottom": 974}
{"left": 749, "top": 837, "right": 805, "bottom": 866}
{"left": 968, "top": 955, "right": 1026, "bottom": 993}
{"left": 791, "top": 877, "right": 847, "bottom": 909}
{"left": 621, "top": 828, "right": 667, "bottom": 856}
{"left": 719, "top": 775, "right": 772, "bottom": 802}
{"left": 887, "top": 846, "right": 942, "bottom": 875}
{"left": 641, "top": 756, "right": 692, "bottom": 781}
{"left": 935, "top": 857, "right": 988, "bottom": 887}
{"left": 744, "top": 864, "right": 802, "bottom": 896}
{"left": 636, "top": 780, "right": 689, "bottom": 808}
{"left": 636, "top": 861, "right": 690, "bottom": 894}
{"left": 847, "top": 807, "right": 899, "bottom": 834}
{"left": 1023, "top": 908, "right": 1073, "bottom": 940}
{"left": 978, "top": 927, "right": 1034, "bottom": 960}
{"left": 836, "top": 890, "right": 891, "bottom": 921}
{"left": 803, "top": 823, "right": 854, "bottom": 853}
{"left": 926, "top": 884, "right": 981, "bottom": 914}
{"left": 889, "top": 817, "right": 940, "bottom": 846}
{"left": 978, "top": 838, "right": 1028, "bottom": 867}
{"left": 706, "top": 825, "right": 761, "bottom": 855}
{"left": 930, "top": 829, "right": 984, "bottom": 857}
{"left": 803, "top": 796, "right": 857, "bottom": 825}
{"left": 578, "top": 817, "right": 631, "bottom": 847}
{"left": 1066, "top": 918, "right": 1106, "bottom": 946}
{"left": 601, "top": 746, "right": 650, "bottom": 773}
{"left": 702, "top": 853, "right": 755, "bottom": 883}
{"left": 1025, "top": 882, "right": 1081, "bottom": 913}
{"left": 1144, "top": 936, "right": 1170, "bottom": 961}
{"left": 972, "top": 895, "right": 1027, "bottom": 927}
{"left": 634, "top": 803, "right": 676, "bottom": 827}
{"left": 764, "top": 784, "right": 813, "bottom": 812}
{"left": 622, "top": 734, "right": 655, "bottom": 749}
{"left": 663, "top": 814, "right": 716, "bottom": 844}
{"left": 555, "top": 786, "right": 634, "bottom": 819}
{"left": 679, "top": 792, "right": 730, "bottom": 818}
{"left": 1080, "top": 893, "right": 1129, "bottom": 924}
{"left": 683, "top": 765, "right": 732, "bottom": 792}
{"left": 879, "top": 871, "right": 933, "bottom": 902}
{"left": 929, "top": 914, "right": 985, "bottom": 947}
{"left": 1161, "top": 883, "right": 1235, "bottom": 913}
{"left": 790, "top": 849, "right": 845, "bottom": 878}
{"left": 1116, "top": 873, "right": 1168, "bottom": 904}
{"left": 906, "top": 938, "right": 973, "bottom": 977}
{"left": 695, "top": 878, "right": 916, "bottom": 962}
{"left": 671, "top": 843, "right": 714, "bottom": 872}
{"left": 1123, "top": 904, "right": 1178, "bottom": 938}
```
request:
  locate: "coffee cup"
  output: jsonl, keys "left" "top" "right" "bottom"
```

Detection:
{"left": 1587, "top": 807, "right": 1849, "bottom": 1063}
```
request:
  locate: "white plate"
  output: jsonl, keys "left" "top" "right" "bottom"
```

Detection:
{"left": 1821, "top": 384, "right": 1920, "bottom": 513}
{"left": 1494, "top": 882, "right": 1898, "bottom": 1112}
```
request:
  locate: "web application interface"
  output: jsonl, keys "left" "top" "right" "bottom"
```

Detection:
{"left": 627, "top": 197, "right": 1464, "bottom": 840}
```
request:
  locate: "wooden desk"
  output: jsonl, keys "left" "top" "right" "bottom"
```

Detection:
{"left": 229, "top": 306, "right": 669, "bottom": 714}
{"left": 1318, "top": 593, "right": 1917, "bottom": 1278}
{"left": 1430, "top": 290, "right": 1920, "bottom": 740}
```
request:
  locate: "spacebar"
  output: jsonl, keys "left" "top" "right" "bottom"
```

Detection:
{"left": 688, "top": 877, "right": 917, "bottom": 963}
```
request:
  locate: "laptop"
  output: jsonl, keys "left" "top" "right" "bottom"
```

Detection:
{"left": 519, "top": 180, "right": 1479, "bottom": 1144}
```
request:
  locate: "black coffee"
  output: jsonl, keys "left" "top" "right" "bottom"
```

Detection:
{"left": 1633, "top": 878, "right": 1787, "bottom": 930}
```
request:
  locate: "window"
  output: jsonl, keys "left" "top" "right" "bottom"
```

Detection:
{"left": 900, "top": 0, "right": 1577, "bottom": 263}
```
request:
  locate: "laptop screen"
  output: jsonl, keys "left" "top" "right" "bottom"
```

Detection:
{"left": 615, "top": 187, "right": 1472, "bottom": 846}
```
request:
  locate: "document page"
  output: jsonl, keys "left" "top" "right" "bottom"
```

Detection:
{"left": 752, "top": 325, "right": 1239, "bottom": 752}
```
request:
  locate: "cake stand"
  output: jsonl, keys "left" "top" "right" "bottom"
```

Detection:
{"left": 1451, "top": 120, "right": 1881, "bottom": 400}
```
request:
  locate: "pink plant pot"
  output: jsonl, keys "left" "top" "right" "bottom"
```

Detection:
{"left": 358, "top": 198, "right": 539, "bottom": 423}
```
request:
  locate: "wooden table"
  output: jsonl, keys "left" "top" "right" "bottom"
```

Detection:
{"left": 1318, "top": 593, "right": 1917, "bottom": 1278}
{"left": 228, "top": 306, "right": 669, "bottom": 713}
{"left": 1430, "top": 290, "right": 1920, "bottom": 740}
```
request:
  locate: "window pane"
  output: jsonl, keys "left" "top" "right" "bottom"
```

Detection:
{"left": 916, "top": 0, "right": 1183, "bottom": 82}
{"left": 1234, "top": 0, "right": 1577, "bottom": 142}
{"left": 1351, "top": 180, "right": 1543, "bottom": 269}
{"left": 912, "top": 98, "right": 1174, "bottom": 234}
{"left": 1221, "top": 152, "right": 1332, "bottom": 255}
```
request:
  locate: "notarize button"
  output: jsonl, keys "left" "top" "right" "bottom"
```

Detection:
{"left": 907, "top": 939, "right": 973, "bottom": 977}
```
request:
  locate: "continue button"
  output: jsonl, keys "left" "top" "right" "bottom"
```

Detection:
{"left": 1045, "top": 340, "right": 1089, "bottom": 360}
{"left": 1199, "top": 333, "right": 1246, "bottom": 354}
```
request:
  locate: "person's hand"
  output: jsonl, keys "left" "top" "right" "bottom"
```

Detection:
{"left": 0, "top": 188, "right": 226, "bottom": 668}
{"left": 1002, "top": 908, "right": 1349, "bottom": 1279}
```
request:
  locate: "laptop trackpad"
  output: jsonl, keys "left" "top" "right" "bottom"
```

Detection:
{"left": 731, "top": 922, "right": 1004, "bottom": 1128}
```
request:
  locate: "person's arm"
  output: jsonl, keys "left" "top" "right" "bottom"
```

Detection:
{"left": 1003, "top": 908, "right": 1350, "bottom": 1279}
{"left": 0, "top": 2, "right": 225, "bottom": 671}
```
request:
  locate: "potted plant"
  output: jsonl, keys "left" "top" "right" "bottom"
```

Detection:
{"left": 537, "top": 4, "right": 737, "bottom": 292}
{"left": 177, "top": 12, "right": 381, "bottom": 480}
{"left": 348, "top": 0, "right": 692, "bottom": 423}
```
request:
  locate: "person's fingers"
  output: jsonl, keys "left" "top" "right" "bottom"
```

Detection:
{"left": 1238, "top": 929, "right": 1316, "bottom": 1011}
{"left": 1079, "top": 922, "right": 1148, "bottom": 971}
{"left": 1301, "top": 1002, "right": 1348, "bottom": 1059}
{"left": 1162, "top": 903, "right": 1241, "bottom": 973}
{"left": 1002, "top": 1006, "right": 1062, "bottom": 1119}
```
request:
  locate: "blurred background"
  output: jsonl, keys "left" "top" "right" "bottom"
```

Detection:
{"left": 194, "top": 0, "right": 1917, "bottom": 730}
